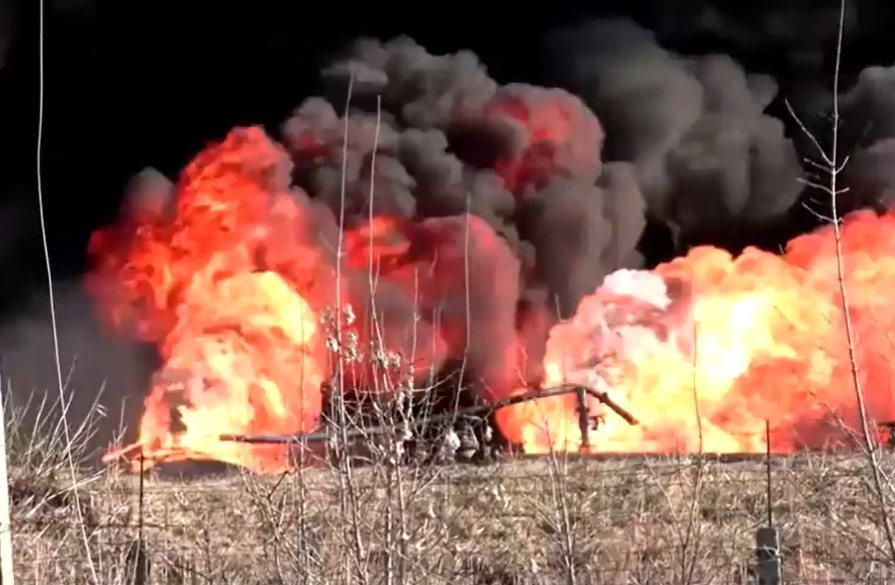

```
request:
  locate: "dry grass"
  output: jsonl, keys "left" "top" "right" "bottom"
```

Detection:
{"left": 9, "top": 444, "right": 895, "bottom": 584}
{"left": 5, "top": 308, "right": 893, "bottom": 584}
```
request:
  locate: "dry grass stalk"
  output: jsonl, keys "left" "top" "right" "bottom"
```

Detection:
{"left": 13, "top": 441, "right": 895, "bottom": 583}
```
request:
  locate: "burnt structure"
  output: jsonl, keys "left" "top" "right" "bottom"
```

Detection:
{"left": 221, "top": 382, "right": 640, "bottom": 467}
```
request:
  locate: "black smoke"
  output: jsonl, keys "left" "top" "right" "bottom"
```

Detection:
{"left": 838, "top": 66, "right": 895, "bottom": 213}
{"left": 544, "top": 18, "right": 804, "bottom": 245}
{"left": 289, "top": 37, "right": 647, "bottom": 318}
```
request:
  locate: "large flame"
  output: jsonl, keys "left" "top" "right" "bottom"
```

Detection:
{"left": 88, "top": 129, "right": 332, "bottom": 472}
{"left": 88, "top": 123, "right": 895, "bottom": 473}
{"left": 498, "top": 217, "right": 895, "bottom": 454}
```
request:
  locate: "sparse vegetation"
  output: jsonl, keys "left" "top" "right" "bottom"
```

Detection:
{"left": 6, "top": 379, "right": 895, "bottom": 585}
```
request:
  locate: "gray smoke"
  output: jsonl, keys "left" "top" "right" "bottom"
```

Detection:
{"left": 321, "top": 36, "right": 499, "bottom": 130}
{"left": 841, "top": 65, "right": 895, "bottom": 146}
{"left": 831, "top": 65, "right": 895, "bottom": 212}
{"left": 287, "top": 36, "right": 647, "bottom": 317}
{"left": 518, "top": 163, "right": 645, "bottom": 314}
{"left": 544, "top": 18, "right": 803, "bottom": 240}
{"left": 0, "top": 284, "right": 155, "bottom": 465}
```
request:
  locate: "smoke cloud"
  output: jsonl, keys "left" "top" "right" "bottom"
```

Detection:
{"left": 786, "top": 63, "right": 895, "bottom": 215}
{"left": 0, "top": 284, "right": 155, "bottom": 464}
{"left": 543, "top": 18, "right": 804, "bottom": 241}
{"left": 283, "top": 35, "right": 648, "bottom": 320}
{"left": 835, "top": 66, "right": 895, "bottom": 212}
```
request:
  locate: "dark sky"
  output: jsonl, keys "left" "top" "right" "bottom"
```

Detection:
{"left": 1, "top": 0, "right": 895, "bottom": 312}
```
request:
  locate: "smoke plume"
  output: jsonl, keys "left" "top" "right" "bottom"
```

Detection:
{"left": 543, "top": 18, "right": 804, "bottom": 241}
{"left": 286, "top": 36, "right": 648, "bottom": 317}
{"left": 837, "top": 65, "right": 895, "bottom": 212}
{"left": 0, "top": 284, "right": 155, "bottom": 464}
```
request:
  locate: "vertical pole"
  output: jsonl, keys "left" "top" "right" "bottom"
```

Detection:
{"left": 128, "top": 455, "right": 149, "bottom": 585}
{"left": 0, "top": 357, "right": 15, "bottom": 585}
{"left": 766, "top": 420, "right": 773, "bottom": 527}
{"left": 756, "top": 420, "right": 781, "bottom": 585}
{"left": 138, "top": 454, "right": 145, "bottom": 547}
{"left": 575, "top": 386, "right": 590, "bottom": 452}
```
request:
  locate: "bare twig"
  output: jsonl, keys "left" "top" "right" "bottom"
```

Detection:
{"left": 35, "top": 0, "right": 98, "bottom": 581}
{"left": 333, "top": 73, "right": 372, "bottom": 585}
{"left": 680, "top": 320, "right": 705, "bottom": 585}
{"left": 787, "top": 0, "right": 895, "bottom": 565}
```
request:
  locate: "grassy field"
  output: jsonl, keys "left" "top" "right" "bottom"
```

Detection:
{"left": 9, "top": 449, "right": 895, "bottom": 584}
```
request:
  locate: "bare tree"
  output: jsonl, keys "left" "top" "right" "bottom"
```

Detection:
{"left": 786, "top": 0, "right": 895, "bottom": 566}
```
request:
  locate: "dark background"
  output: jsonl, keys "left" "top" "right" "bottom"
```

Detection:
{"left": 0, "top": 0, "right": 894, "bottom": 454}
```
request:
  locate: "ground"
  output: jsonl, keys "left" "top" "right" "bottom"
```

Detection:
{"left": 9, "top": 451, "right": 895, "bottom": 584}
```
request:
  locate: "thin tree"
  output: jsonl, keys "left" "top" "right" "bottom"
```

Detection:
{"left": 786, "top": 0, "right": 895, "bottom": 564}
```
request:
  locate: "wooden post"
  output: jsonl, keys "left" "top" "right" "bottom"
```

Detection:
{"left": 0, "top": 358, "right": 15, "bottom": 585}
{"left": 756, "top": 420, "right": 781, "bottom": 585}
{"left": 575, "top": 386, "right": 590, "bottom": 451}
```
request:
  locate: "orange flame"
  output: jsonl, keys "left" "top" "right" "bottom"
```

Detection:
{"left": 90, "top": 128, "right": 330, "bottom": 472}
{"left": 499, "top": 213, "right": 895, "bottom": 454}
{"left": 89, "top": 123, "right": 895, "bottom": 473}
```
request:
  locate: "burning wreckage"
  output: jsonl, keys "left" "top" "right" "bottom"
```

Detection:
{"left": 106, "top": 291, "right": 648, "bottom": 471}
{"left": 211, "top": 276, "right": 671, "bottom": 468}
{"left": 219, "top": 379, "right": 641, "bottom": 468}
{"left": 100, "top": 252, "right": 667, "bottom": 473}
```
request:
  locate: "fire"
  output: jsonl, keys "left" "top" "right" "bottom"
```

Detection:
{"left": 500, "top": 215, "right": 895, "bottom": 454}
{"left": 482, "top": 86, "right": 604, "bottom": 191}
{"left": 88, "top": 120, "right": 895, "bottom": 473}
{"left": 90, "top": 128, "right": 332, "bottom": 472}
{"left": 107, "top": 272, "right": 324, "bottom": 472}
